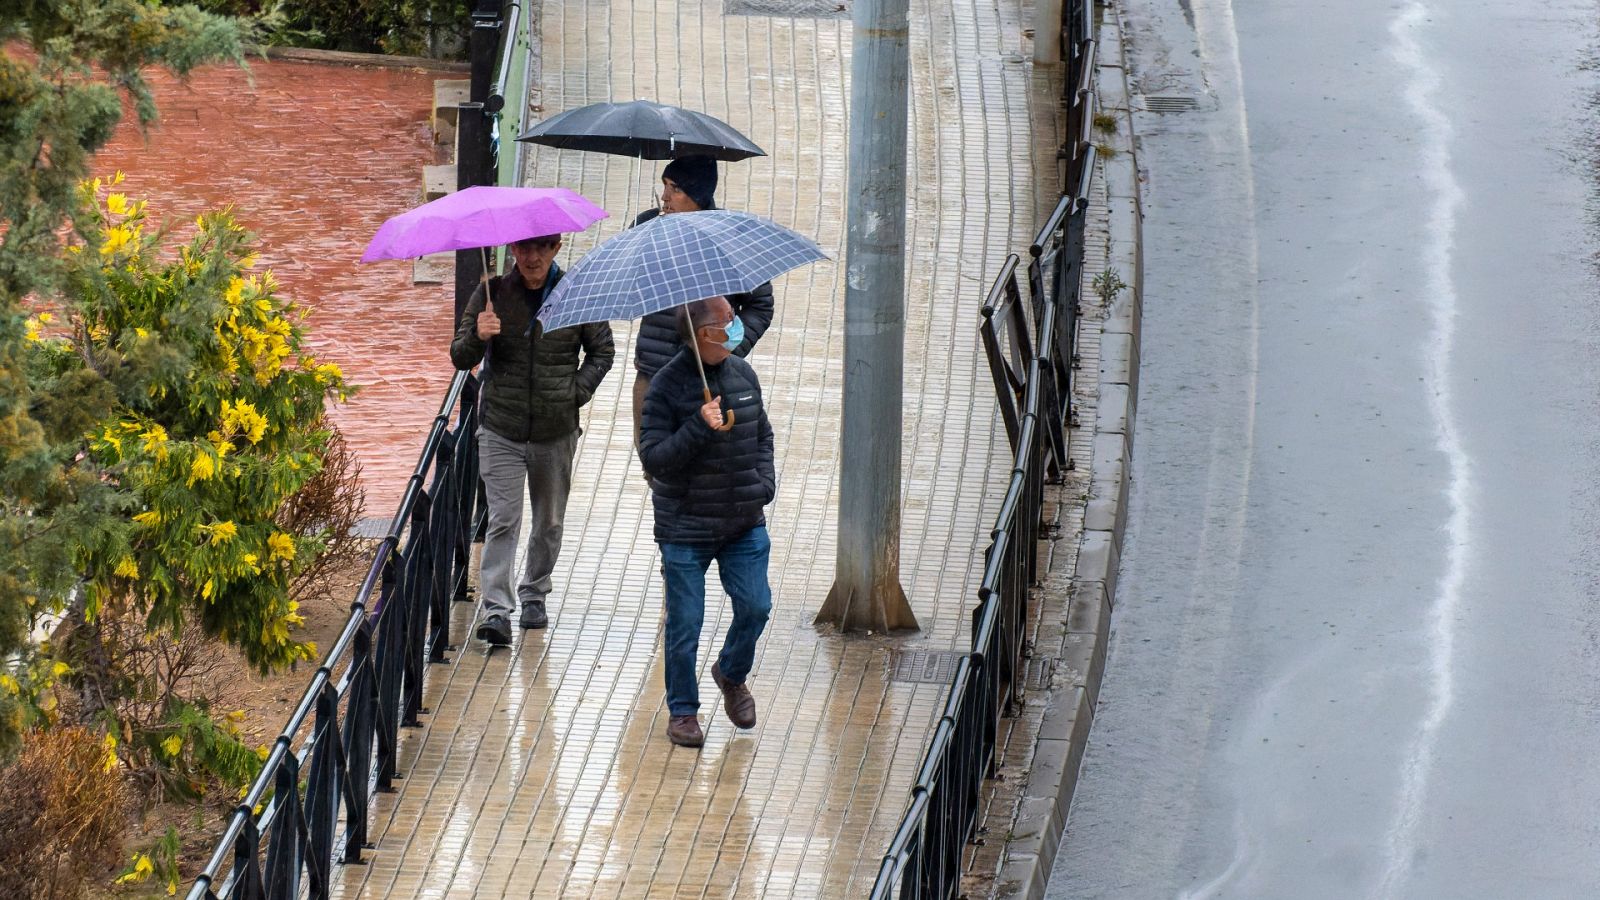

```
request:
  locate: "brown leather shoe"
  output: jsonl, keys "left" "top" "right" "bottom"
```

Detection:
{"left": 666, "top": 715, "right": 704, "bottom": 747}
{"left": 711, "top": 662, "right": 757, "bottom": 729}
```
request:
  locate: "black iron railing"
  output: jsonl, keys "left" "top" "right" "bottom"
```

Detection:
{"left": 868, "top": 1, "right": 1097, "bottom": 895}
{"left": 183, "top": 372, "right": 483, "bottom": 900}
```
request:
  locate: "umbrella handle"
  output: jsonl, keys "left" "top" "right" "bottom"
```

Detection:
{"left": 684, "top": 306, "right": 736, "bottom": 432}
{"left": 701, "top": 387, "right": 736, "bottom": 432}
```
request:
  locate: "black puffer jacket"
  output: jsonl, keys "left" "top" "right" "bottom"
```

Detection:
{"left": 450, "top": 262, "right": 615, "bottom": 442}
{"left": 639, "top": 351, "right": 775, "bottom": 546}
{"left": 631, "top": 208, "right": 775, "bottom": 378}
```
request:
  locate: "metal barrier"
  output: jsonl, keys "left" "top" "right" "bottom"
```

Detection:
{"left": 869, "top": 1, "right": 1097, "bottom": 895}
{"left": 184, "top": 372, "right": 483, "bottom": 900}
{"left": 183, "top": 8, "right": 545, "bottom": 893}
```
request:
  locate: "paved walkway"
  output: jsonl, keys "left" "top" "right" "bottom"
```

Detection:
{"left": 330, "top": 1, "right": 1063, "bottom": 896}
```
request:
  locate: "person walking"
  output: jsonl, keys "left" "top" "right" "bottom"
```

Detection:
{"left": 638, "top": 295, "right": 775, "bottom": 747}
{"left": 451, "top": 234, "right": 615, "bottom": 645}
{"left": 630, "top": 156, "right": 774, "bottom": 450}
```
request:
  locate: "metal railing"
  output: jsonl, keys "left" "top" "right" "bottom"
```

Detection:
{"left": 868, "top": 0, "right": 1097, "bottom": 895}
{"left": 184, "top": 372, "right": 483, "bottom": 900}
{"left": 184, "top": 8, "right": 533, "bottom": 893}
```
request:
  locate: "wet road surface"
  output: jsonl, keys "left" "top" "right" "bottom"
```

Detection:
{"left": 1050, "top": 1, "right": 1600, "bottom": 896}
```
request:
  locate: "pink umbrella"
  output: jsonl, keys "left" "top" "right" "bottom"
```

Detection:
{"left": 360, "top": 185, "right": 608, "bottom": 262}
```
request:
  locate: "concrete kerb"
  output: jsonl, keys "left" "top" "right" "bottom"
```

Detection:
{"left": 993, "top": 1, "right": 1143, "bottom": 897}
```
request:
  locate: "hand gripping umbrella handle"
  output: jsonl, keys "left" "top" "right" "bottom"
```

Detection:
{"left": 684, "top": 305, "right": 736, "bottom": 432}
{"left": 702, "top": 387, "right": 736, "bottom": 432}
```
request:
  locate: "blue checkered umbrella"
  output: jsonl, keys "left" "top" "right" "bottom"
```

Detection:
{"left": 536, "top": 209, "right": 826, "bottom": 332}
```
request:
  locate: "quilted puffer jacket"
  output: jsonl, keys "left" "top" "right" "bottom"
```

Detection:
{"left": 638, "top": 350, "right": 775, "bottom": 546}
{"left": 450, "top": 262, "right": 615, "bottom": 442}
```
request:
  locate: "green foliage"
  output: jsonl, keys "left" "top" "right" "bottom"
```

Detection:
{"left": 1093, "top": 267, "right": 1129, "bottom": 306}
{"left": 34, "top": 184, "right": 350, "bottom": 671}
{"left": 0, "top": 0, "right": 248, "bottom": 757}
{"left": 116, "top": 825, "right": 182, "bottom": 896}
{"left": 147, "top": 697, "right": 264, "bottom": 799}
{"left": 193, "top": 0, "right": 471, "bottom": 56}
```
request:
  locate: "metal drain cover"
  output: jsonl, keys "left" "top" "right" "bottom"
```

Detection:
{"left": 891, "top": 649, "right": 1056, "bottom": 691}
{"left": 726, "top": 0, "right": 849, "bottom": 17}
{"left": 1141, "top": 95, "right": 1200, "bottom": 113}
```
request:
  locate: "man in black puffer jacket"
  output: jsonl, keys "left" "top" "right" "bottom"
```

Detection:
{"left": 630, "top": 155, "right": 775, "bottom": 453}
{"left": 639, "top": 295, "right": 775, "bottom": 748}
{"left": 451, "top": 234, "right": 614, "bottom": 645}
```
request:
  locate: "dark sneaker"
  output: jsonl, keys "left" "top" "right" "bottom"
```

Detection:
{"left": 666, "top": 715, "right": 704, "bottom": 747}
{"left": 476, "top": 614, "right": 511, "bottom": 647}
{"left": 519, "top": 599, "right": 548, "bottom": 630}
{"left": 711, "top": 662, "right": 757, "bottom": 729}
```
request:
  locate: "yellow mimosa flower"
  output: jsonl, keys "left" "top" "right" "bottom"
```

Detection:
{"left": 100, "top": 226, "right": 132, "bottom": 256}
{"left": 203, "top": 520, "right": 237, "bottom": 545}
{"left": 188, "top": 451, "right": 216, "bottom": 485}
{"left": 267, "top": 532, "right": 296, "bottom": 562}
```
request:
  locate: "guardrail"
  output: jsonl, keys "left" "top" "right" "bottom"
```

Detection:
{"left": 184, "top": 372, "right": 483, "bottom": 900}
{"left": 184, "top": 7, "right": 533, "bottom": 893}
{"left": 868, "top": 0, "right": 1096, "bottom": 895}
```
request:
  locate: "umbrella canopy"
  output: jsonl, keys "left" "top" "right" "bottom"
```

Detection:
{"left": 537, "top": 210, "right": 825, "bottom": 332}
{"left": 360, "top": 185, "right": 607, "bottom": 262}
{"left": 515, "top": 100, "right": 766, "bottom": 161}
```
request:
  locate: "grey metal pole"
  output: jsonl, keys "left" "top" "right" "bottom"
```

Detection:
{"left": 816, "top": 0, "right": 919, "bottom": 632}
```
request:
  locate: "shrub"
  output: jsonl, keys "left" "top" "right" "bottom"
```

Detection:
{"left": 28, "top": 181, "right": 354, "bottom": 674}
{"left": 0, "top": 727, "right": 130, "bottom": 899}
{"left": 278, "top": 420, "right": 369, "bottom": 605}
{"left": 195, "top": 0, "right": 473, "bottom": 57}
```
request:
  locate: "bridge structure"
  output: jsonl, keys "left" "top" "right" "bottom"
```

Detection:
{"left": 182, "top": 0, "right": 1122, "bottom": 894}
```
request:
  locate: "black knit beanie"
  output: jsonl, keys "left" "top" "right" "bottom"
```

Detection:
{"left": 662, "top": 155, "right": 718, "bottom": 211}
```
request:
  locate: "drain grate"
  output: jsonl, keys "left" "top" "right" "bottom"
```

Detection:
{"left": 892, "top": 649, "right": 961, "bottom": 684}
{"left": 890, "top": 650, "right": 1056, "bottom": 691}
{"left": 726, "top": 0, "right": 849, "bottom": 17}
{"left": 1141, "top": 95, "right": 1200, "bottom": 113}
{"left": 1024, "top": 655, "right": 1057, "bottom": 690}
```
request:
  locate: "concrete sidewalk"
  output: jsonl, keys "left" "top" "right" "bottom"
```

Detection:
{"left": 328, "top": 0, "right": 1067, "bottom": 896}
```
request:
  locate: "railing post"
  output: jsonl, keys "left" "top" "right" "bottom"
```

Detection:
{"left": 304, "top": 683, "right": 343, "bottom": 900}
{"left": 262, "top": 752, "right": 304, "bottom": 900}
{"left": 341, "top": 621, "right": 376, "bottom": 862}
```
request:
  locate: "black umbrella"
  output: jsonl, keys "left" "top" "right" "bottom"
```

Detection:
{"left": 515, "top": 99, "right": 766, "bottom": 161}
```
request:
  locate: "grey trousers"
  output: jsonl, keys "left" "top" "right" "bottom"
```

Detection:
{"left": 477, "top": 427, "right": 579, "bottom": 620}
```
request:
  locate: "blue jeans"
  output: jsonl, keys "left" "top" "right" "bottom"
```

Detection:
{"left": 659, "top": 526, "right": 773, "bottom": 717}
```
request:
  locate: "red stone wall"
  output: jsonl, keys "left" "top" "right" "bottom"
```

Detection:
{"left": 94, "top": 57, "right": 458, "bottom": 515}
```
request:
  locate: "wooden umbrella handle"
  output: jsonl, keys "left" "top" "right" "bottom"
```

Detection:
{"left": 702, "top": 387, "right": 736, "bottom": 432}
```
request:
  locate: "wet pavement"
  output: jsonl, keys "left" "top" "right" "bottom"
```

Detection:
{"left": 94, "top": 57, "right": 454, "bottom": 514}
{"left": 1050, "top": 0, "right": 1600, "bottom": 897}
{"left": 315, "top": 0, "right": 1070, "bottom": 896}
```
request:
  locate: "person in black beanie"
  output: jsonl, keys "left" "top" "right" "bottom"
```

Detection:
{"left": 648, "top": 154, "right": 719, "bottom": 216}
{"left": 629, "top": 155, "right": 775, "bottom": 462}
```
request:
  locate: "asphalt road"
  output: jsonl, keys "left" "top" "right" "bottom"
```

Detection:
{"left": 1049, "top": 1, "right": 1600, "bottom": 896}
